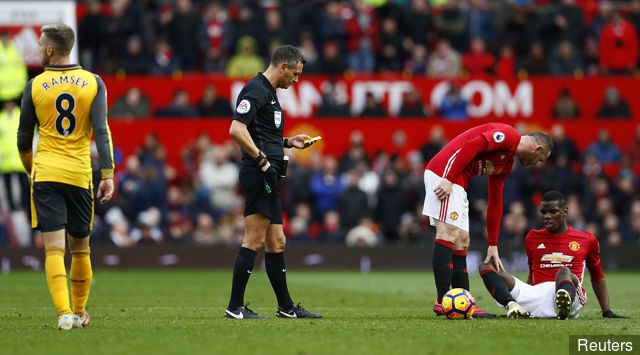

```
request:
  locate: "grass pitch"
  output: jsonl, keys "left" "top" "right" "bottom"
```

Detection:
{"left": 1, "top": 269, "right": 638, "bottom": 355}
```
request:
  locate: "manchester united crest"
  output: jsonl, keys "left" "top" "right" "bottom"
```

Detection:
{"left": 568, "top": 241, "right": 580, "bottom": 251}
{"left": 450, "top": 212, "right": 459, "bottom": 221}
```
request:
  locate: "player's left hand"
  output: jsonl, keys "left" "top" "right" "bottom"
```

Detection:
{"left": 288, "top": 134, "right": 314, "bottom": 149}
{"left": 485, "top": 245, "right": 505, "bottom": 273}
{"left": 602, "top": 310, "right": 629, "bottom": 318}
{"left": 97, "top": 178, "right": 114, "bottom": 205}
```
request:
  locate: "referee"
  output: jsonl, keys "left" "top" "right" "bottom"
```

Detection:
{"left": 224, "top": 45, "right": 322, "bottom": 319}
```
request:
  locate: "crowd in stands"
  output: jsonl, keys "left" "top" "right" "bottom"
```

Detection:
{"left": 77, "top": 0, "right": 640, "bottom": 79}
{"left": 3, "top": 121, "right": 640, "bottom": 249}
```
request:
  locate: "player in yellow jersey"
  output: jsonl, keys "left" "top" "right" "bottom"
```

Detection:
{"left": 16, "top": 23, "right": 114, "bottom": 330}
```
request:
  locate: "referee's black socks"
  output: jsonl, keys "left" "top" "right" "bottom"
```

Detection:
{"left": 228, "top": 247, "right": 257, "bottom": 310}
{"left": 265, "top": 252, "right": 294, "bottom": 310}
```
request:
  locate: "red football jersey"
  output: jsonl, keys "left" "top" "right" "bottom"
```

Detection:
{"left": 425, "top": 123, "right": 521, "bottom": 245}
{"left": 525, "top": 225, "right": 605, "bottom": 286}
{"left": 425, "top": 123, "right": 520, "bottom": 188}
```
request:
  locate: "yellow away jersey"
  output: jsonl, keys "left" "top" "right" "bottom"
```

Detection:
{"left": 30, "top": 66, "right": 112, "bottom": 188}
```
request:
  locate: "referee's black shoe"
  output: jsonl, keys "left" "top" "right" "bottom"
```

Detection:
{"left": 224, "top": 303, "right": 268, "bottom": 319}
{"left": 276, "top": 303, "right": 322, "bottom": 319}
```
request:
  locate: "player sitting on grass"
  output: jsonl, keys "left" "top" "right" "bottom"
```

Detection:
{"left": 479, "top": 191, "right": 628, "bottom": 319}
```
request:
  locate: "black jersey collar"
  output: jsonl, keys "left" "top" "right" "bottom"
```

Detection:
{"left": 45, "top": 64, "right": 82, "bottom": 71}
{"left": 258, "top": 72, "right": 276, "bottom": 94}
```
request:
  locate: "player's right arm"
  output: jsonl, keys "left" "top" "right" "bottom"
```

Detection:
{"left": 91, "top": 75, "right": 115, "bottom": 204}
{"left": 16, "top": 79, "right": 36, "bottom": 175}
{"left": 229, "top": 119, "right": 270, "bottom": 171}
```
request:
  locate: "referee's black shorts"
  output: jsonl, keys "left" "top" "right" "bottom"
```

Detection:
{"left": 32, "top": 181, "right": 93, "bottom": 237}
{"left": 239, "top": 165, "right": 283, "bottom": 224}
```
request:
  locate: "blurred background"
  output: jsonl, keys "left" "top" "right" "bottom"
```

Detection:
{"left": 0, "top": 0, "right": 639, "bottom": 272}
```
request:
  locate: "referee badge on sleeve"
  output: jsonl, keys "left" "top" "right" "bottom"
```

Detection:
{"left": 274, "top": 111, "right": 282, "bottom": 128}
{"left": 237, "top": 99, "right": 250, "bottom": 114}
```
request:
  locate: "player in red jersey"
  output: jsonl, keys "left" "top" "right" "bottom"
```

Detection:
{"left": 479, "top": 191, "right": 627, "bottom": 319}
{"left": 424, "top": 123, "right": 553, "bottom": 318}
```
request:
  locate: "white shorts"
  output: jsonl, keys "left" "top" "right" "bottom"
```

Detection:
{"left": 422, "top": 169, "right": 469, "bottom": 231}
{"left": 502, "top": 278, "right": 585, "bottom": 319}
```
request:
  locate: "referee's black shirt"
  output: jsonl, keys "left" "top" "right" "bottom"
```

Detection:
{"left": 233, "top": 73, "right": 285, "bottom": 169}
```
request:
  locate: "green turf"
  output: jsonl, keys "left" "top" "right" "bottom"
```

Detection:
{"left": 0, "top": 269, "right": 638, "bottom": 355}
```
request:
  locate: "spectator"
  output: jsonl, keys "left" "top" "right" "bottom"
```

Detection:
{"left": 226, "top": 35, "right": 265, "bottom": 79}
{"left": 318, "top": 210, "right": 346, "bottom": 244}
{"left": 549, "top": 123, "right": 582, "bottom": 165}
{"left": 317, "top": 79, "right": 350, "bottom": 117}
{"left": 337, "top": 168, "right": 371, "bottom": 231}
{"left": 432, "top": 0, "right": 468, "bottom": 52}
{"left": 585, "top": 128, "right": 622, "bottom": 164}
{"left": 462, "top": 37, "right": 495, "bottom": 77}
{"left": 155, "top": 89, "right": 199, "bottom": 117}
{"left": 375, "top": 168, "right": 408, "bottom": 242}
{"left": 0, "top": 31, "right": 28, "bottom": 102}
{"left": 551, "top": 88, "right": 580, "bottom": 119}
{"left": 298, "top": 34, "right": 322, "bottom": 74}
{"left": 197, "top": 85, "right": 232, "bottom": 117}
{"left": 624, "top": 124, "right": 640, "bottom": 164}
{"left": 339, "top": 130, "right": 370, "bottom": 173}
{"left": 398, "top": 90, "right": 428, "bottom": 118}
{"left": 596, "top": 86, "right": 632, "bottom": 119}
{"left": 404, "top": 44, "right": 428, "bottom": 76}
{"left": 420, "top": 124, "right": 447, "bottom": 163}
{"left": 467, "top": 0, "right": 496, "bottom": 50}
{"left": 118, "top": 35, "right": 149, "bottom": 75}
{"left": 319, "top": 40, "right": 348, "bottom": 75}
{"left": 77, "top": 0, "right": 108, "bottom": 72}
{"left": 427, "top": 39, "right": 461, "bottom": 77}
{"left": 437, "top": 83, "right": 468, "bottom": 120}
{"left": 150, "top": 38, "right": 178, "bottom": 76}
{"left": 104, "top": 0, "right": 141, "bottom": 74}
{"left": 109, "top": 87, "right": 151, "bottom": 118}
{"left": 310, "top": 155, "right": 344, "bottom": 221}
{"left": 198, "top": 144, "right": 240, "bottom": 213}
{"left": 550, "top": 40, "right": 583, "bottom": 76}
{"left": 345, "top": 217, "right": 380, "bottom": 247}
{"left": 162, "top": 0, "right": 208, "bottom": 72}
{"left": 599, "top": 10, "right": 638, "bottom": 75}
{"left": 0, "top": 101, "right": 28, "bottom": 213}
{"left": 345, "top": 0, "right": 379, "bottom": 73}
{"left": 377, "top": 17, "right": 404, "bottom": 72}
{"left": 202, "top": 1, "right": 229, "bottom": 73}
{"left": 359, "top": 92, "right": 387, "bottom": 117}
{"left": 519, "top": 42, "right": 550, "bottom": 76}
{"left": 405, "top": 0, "right": 433, "bottom": 51}
{"left": 495, "top": 44, "right": 515, "bottom": 77}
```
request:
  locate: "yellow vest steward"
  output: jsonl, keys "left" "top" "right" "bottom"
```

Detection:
{"left": 0, "top": 41, "right": 28, "bottom": 101}
{"left": 0, "top": 107, "right": 24, "bottom": 173}
{"left": 31, "top": 66, "right": 111, "bottom": 188}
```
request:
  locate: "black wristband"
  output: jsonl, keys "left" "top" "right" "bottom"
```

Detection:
{"left": 255, "top": 150, "right": 268, "bottom": 167}
{"left": 283, "top": 138, "right": 290, "bottom": 148}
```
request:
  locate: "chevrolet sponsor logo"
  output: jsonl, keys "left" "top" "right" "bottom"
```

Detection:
{"left": 540, "top": 252, "right": 574, "bottom": 263}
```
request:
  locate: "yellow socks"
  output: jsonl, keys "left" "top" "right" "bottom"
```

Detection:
{"left": 44, "top": 246, "right": 72, "bottom": 316}
{"left": 70, "top": 248, "right": 92, "bottom": 316}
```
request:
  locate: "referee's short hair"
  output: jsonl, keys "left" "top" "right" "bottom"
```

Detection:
{"left": 270, "top": 45, "right": 306, "bottom": 68}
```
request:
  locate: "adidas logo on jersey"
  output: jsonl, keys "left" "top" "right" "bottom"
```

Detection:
{"left": 537, "top": 243, "right": 546, "bottom": 249}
